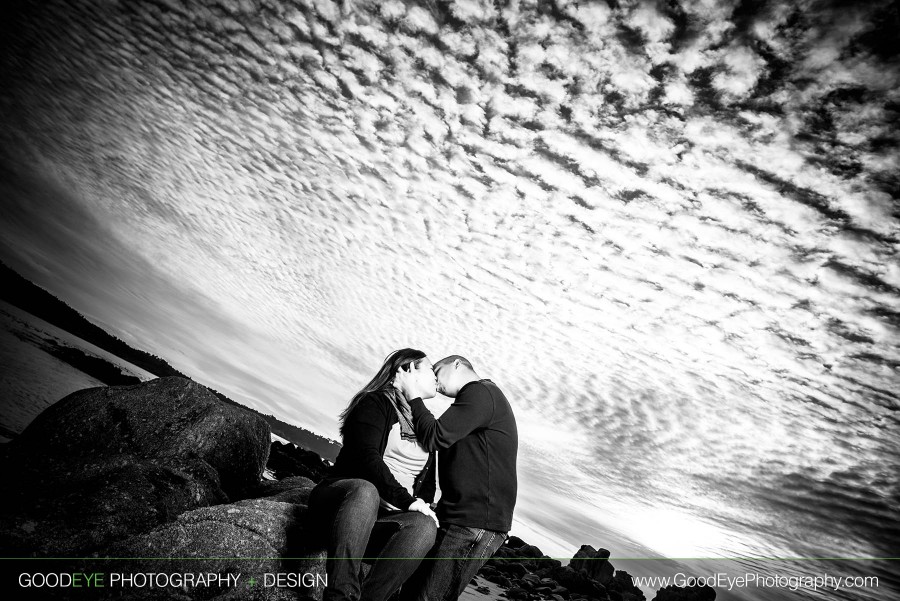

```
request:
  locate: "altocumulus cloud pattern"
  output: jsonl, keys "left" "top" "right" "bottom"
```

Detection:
{"left": 0, "top": 0, "right": 898, "bottom": 592}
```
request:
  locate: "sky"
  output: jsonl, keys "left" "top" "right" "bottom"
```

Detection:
{"left": 1, "top": 0, "right": 898, "bottom": 598}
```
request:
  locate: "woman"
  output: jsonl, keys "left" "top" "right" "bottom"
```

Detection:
{"left": 308, "top": 348, "right": 440, "bottom": 601}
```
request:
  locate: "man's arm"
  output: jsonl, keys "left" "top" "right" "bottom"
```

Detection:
{"left": 408, "top": 383, "right": 494, "bottom": 451}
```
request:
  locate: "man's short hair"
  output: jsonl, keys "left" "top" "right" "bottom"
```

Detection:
{"left": 435, "top": 355, "right": 474, "bottom": 371}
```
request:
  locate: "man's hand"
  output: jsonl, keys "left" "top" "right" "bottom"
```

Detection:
{"left": 408, "top": 498, "right": 439, "bottom": 527}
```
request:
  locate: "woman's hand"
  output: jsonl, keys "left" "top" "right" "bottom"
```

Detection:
{"left": 408, "top": 497, "right": 439, "bottom": 527}
{"left": 393, "top": 364, "right": 421, "bottom": 402}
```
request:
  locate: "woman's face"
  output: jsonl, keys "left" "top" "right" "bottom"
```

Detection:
{"left": 405, "top": 357, "right": 437, "bottom": 399}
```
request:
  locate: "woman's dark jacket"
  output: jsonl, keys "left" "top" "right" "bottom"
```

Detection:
{"left": 326, "top": 390, "right": 436, "bottom": 510}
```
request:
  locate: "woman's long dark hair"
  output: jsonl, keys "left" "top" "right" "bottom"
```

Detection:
{"left": 338, "top": 348, "right": 428, "bottom": 438}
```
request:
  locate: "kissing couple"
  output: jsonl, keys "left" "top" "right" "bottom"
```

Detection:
{"left": 308, "top": 348, "right": 519, "bottom": 601}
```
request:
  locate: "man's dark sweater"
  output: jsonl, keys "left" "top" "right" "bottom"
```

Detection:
{"left": 408, "top": 379, "right": 517, "bottom": 532}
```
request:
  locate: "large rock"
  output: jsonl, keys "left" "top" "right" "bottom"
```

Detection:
{"left": 5, "top": 377, "right": 270, "bottom": 497}
{"left": 1, "top": 454, "right": 226, "bottom": 555}
{"left": 570, "top": 545, "right": 614, "bottom": 584}
{"left": 0, "top": 377, "right": 271, "bottom": 555}
{"left": 488, "top": 540, "right": 560, "bottom": 576}
{"left": 267, "top": 441, "right": 330, "bottom": 481}
{"left": 110, "top": 498, "right": 327, "bottom": 600}
{"left": 245, "top": 476, "right": 317, "bottom": 505}
{"left": 609, "top": 570, "right": 646, "bottom": 601}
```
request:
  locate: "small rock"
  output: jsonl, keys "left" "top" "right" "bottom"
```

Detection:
{"left": 506, "top": 587, "right": 530, "bottom": 600}
{"left": 518, "top": 544, "right": 545, "bottom": 558}
{"left": 483, "top": 574, "right": 512, "bottom": 588}
{"left": 479, "top": 565, "right": 500, "bottom": 578}
{"left": 495, "top": 562, "right": 528, "bottom": 578}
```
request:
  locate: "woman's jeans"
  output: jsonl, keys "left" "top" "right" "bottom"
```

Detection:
{"left": 308, "top": 478, "right": 437, "bottom": 601}
{"left": 400, "top": 524, "right": 507, "bottom": 601}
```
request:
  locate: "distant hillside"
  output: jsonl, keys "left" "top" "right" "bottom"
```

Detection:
{"left": 0, "top": 261, "right": 340, "bottom": 459}
{"left": 213, "top": 391, "right": 340, "bottom": 460}
{"left": 1, "top": 261, "right": 189, "bottom": 379}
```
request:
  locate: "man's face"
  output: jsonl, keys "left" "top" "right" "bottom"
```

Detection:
{"left": 432, "top": 361, "right": 454, "bottom": 397}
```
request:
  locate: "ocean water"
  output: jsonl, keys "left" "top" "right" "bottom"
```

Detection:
{"left": 0, "top": 301, "right": 155, "bottom": 438}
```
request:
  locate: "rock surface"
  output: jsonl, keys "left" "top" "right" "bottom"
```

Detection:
{"left": 5, "top": 377, "right": 270, "bottom": 496}
{"left": 246, "top": 475, "right": 317, "bottom": 505}
{"left": 106, "top": 498, "right": 326, "bottom": 600}
{"left": 485, "top": 539, "right": 648, "bottom": 601}
{"left": 1, "top": 453, "right": 226, "bottom": 555}
{"left": 0, "top": 377, "right": 270, "bottom": 555}
{"left": 267, "top": 441, "right": 330, "bottom": 481}
{"left": 570, "top": 545, "right": 614, "bottom": 584}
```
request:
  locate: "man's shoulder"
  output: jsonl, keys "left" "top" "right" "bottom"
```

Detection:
{"left": 475, "top": 380, "right": 515, "bottom": 415}
{"left": 474, "top": 379, "right": 507, "bottom": 398}
{"left": 459, "top": 380, "right": 512, "bottom": 410}
{"left": 459, "top": 379, "right": 496, "bottom": 398}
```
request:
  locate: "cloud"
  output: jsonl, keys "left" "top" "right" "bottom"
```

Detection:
{"left": 663, "top": 76, "right": 695, "bottom": 105}
{"left": 627, "top": 2, "right": 675, "bottom": 44}
{"left": 712, "top": 44, "right": 766, "bottom": 100}
{"left": 446, "top": 0, "right": 495, "bottom": 23}
{"left": 1, "top": 0, "right": 898, "bottom": 582}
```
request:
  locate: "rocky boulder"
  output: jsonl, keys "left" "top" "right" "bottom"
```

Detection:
{"left": 267, "top": 441, "right": 330, "bottom": 481}
{"left": 245, "top": 476, "right": 317, "bottom": 505}
{"left": 5, "top": 377, "right": 270, "bottom": 497}
{"left": 90, "top": 498, "right": 326, "bottom": 600}
{"left": 0, "top": 377, "right": 271, "bottom": 555}
{"left": 479, "top": 536, "right": 652, "bottom": 601}
{"left": 608, "top": 570, "right": 645, "bottom": 601}
{"left": 489, "top": 540, "right": 561, "bottom": 572}
{"left": 535, "top": 566, "right": 608, "bottom": 599}
{"left": 570, "top": 545, "right": 613, "bottom": 584}
{"left": 496, "top": 561, "right": 530, "bottom": 578}
{"left": 1, "top": 453, "right": 227, "bottom": 556}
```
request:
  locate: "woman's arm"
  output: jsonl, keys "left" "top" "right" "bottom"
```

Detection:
{"left": 341, "top": 394, "right": 417, "bottom": 510}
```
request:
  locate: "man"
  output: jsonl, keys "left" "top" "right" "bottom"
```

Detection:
{"left": 395, "top": 355, "right": 518, "bottom": 601}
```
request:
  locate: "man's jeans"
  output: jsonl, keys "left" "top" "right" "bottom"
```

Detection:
{"left": 401, "top": 524, "right": 507, "bottom": 601}
{"left": 308, "top": 478, "right": 437, "bottom": 601}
